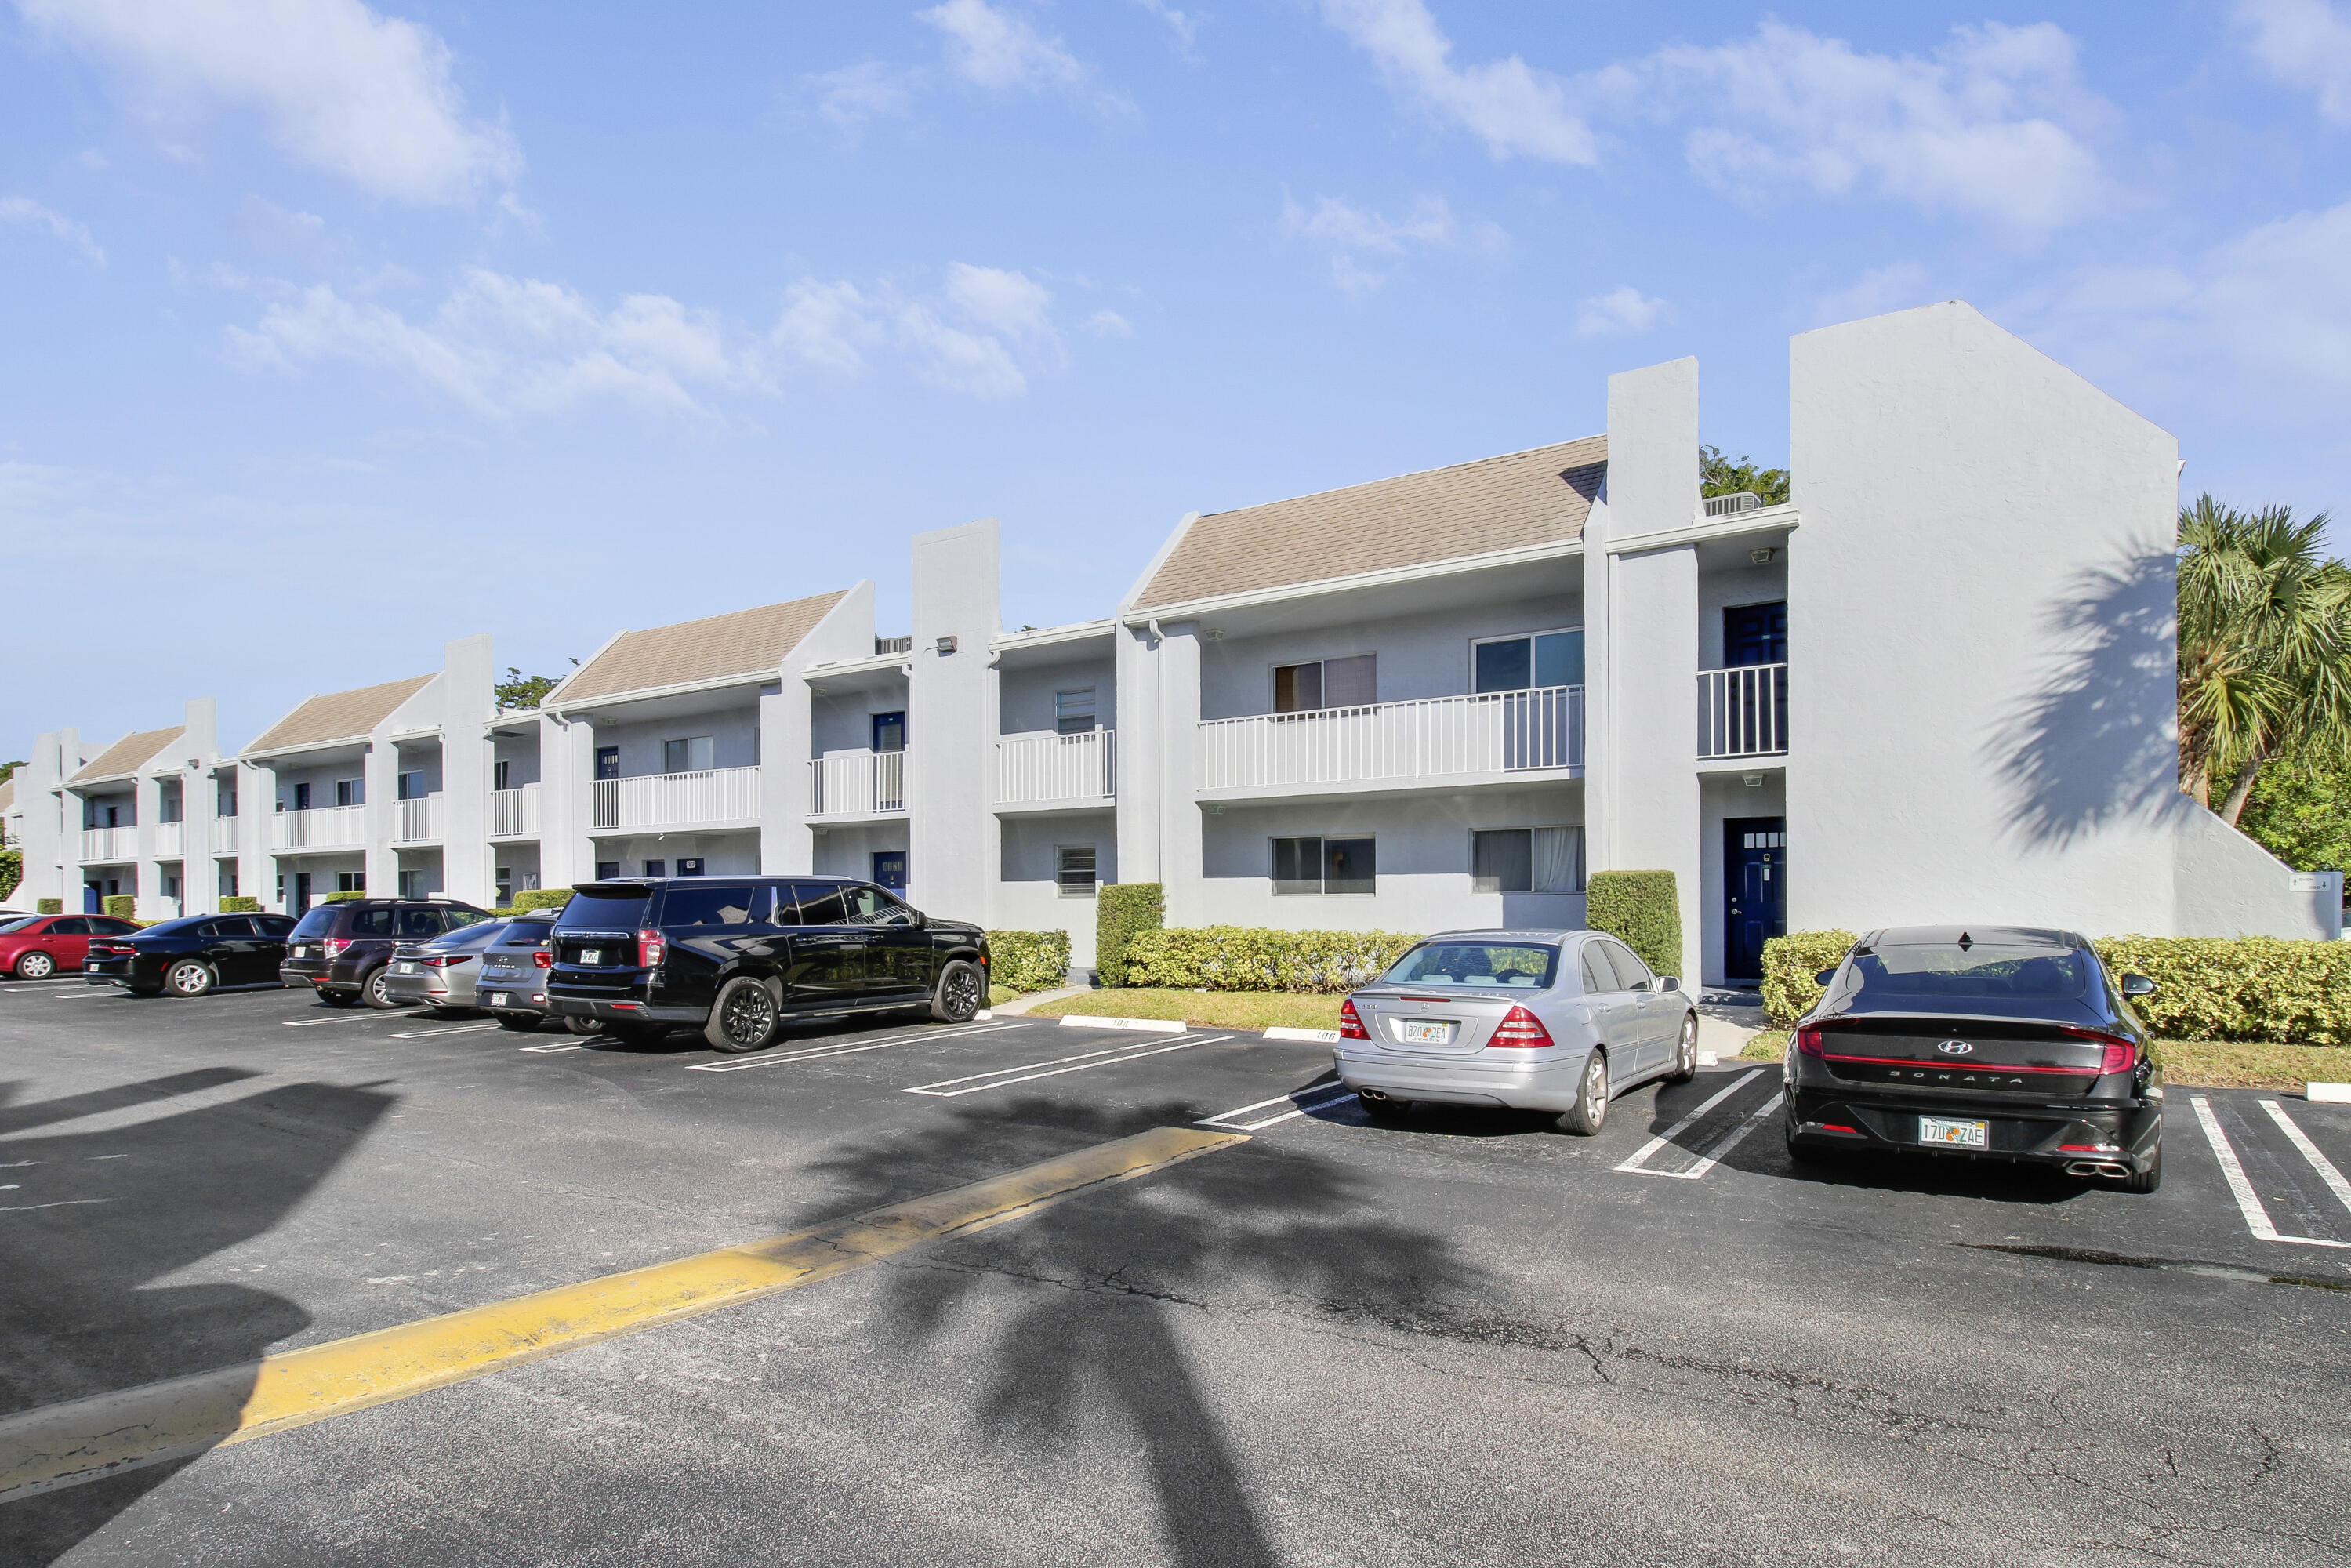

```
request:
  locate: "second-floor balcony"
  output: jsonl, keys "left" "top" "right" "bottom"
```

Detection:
{"left": 154, "top": 822, "right": 183, "bottom": 858}
{"left": 1200, "top": 687, "right": 1584, "bottom": 796}
{"left": 209, "top": 816, "right": 239, "bottom": 855}
{"left": 80, "top": 826, "right": 138, "bottom": 863}
{"left": 393, "top": 793, "right": 444, "bottom": 845}
{"left": 1696, "top": 663, "right": 1789, "bottom": 759}
{"left": 997, "top": 730, "right": 1114, "bottom": 809}
{"left": 270, "top": 804, "right": 367, "bottom": 851}
{"left": 491, "top": 783, "right": 542, "bottom": 838}
{"left": 593, "top": 764, "right": 760, "bottom": 833}
{"left": 810, "top": 750, "right": 906, "bottom": 818}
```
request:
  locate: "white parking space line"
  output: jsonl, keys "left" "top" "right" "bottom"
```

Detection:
{"left": 2258, "top": 1100, "right": 2351, "bottom": 1215}
{"left": 282, "top": 1014, "right": 420, "bottom": 1028}
{"left": 687, "top": 1021, "right": 1020, "bottom": 1074}
{"left": 905, "top": 1034, "right": 1230, "bottom": 1098}
{"left": 2191, "top": 1096, "right": 2351, "bottom": 1250}
{"left": 1198, "top": 1085, "right": 1353, "bottom": 1131}
{"left": 388, "top": 1022, "right": 503, "bottom": 1040}
{"left": 519, "top": 1041, "right": 584, "bottom": 1053}
{"left": 1613, "top": 1071, "right": 1764, "bottom": 1174}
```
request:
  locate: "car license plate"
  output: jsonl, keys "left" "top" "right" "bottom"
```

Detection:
{"left": 488, "top": 993, "right": 510, "bottom": 1007}
{"left": 293, "top": 946, "right": 311, "bottom": 958}
{"left": 1921, "top": 1116, "right": 1989, "bottom": 1148}
{"left": 579, "top": 949, "right": 604, "bottom": 965}
{"left": 1400, "top": 1018, "right": 1453, "bottom": 1044}
{"left": 398, "top": 962, "right": 418, "bottom": 974}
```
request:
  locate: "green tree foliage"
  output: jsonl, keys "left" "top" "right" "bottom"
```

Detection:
{"left": 0, "top": 848, "right": 20, "bottom": 902}
{"left": 495, "top": 660, "right": 578, "bottom": 711}
{"left": 1700, "top": 445, "right": 1789, "bottom": 506}
{"left": 0, "top": 760, "right": 24, "bottom": 786}
{"left": 2175, "top": 495, "right": 2351, "bottom": 824}
{"left": 2225, "top": 739, "right": 2351, "bottom": 876}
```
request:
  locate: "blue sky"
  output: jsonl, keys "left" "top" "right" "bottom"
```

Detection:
{"left": 3, "top": 0, "right": 2348, "bottom": 757}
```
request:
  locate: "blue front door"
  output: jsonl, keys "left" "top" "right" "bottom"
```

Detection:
{"left": 871, "top": 851, "right": 906, "bottom": 892}
{"left": 1724, "top": 818, "right": 1785, "bottom": 983}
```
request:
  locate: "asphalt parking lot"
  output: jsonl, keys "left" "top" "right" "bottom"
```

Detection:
{"left": 2, "top": 977, "right": 2347, "bottom": 1566}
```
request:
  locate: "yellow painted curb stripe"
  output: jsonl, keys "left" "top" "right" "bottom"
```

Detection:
{"left": 0, "top": 1124, "right": 1245, "bottom": 1502}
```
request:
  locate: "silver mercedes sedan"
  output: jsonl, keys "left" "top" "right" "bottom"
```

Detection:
{"left": 1334, "top": 929, "right": 1699, "bottom": 1134}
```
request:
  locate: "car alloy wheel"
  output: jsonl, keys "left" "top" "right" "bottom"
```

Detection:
{"left": 15, "top": 951, "right": 55, "bottom": 980}
{"left": 722, "top": 984, "right": 775, "bottom": 1047}
{"left": 1584, "top": 1053, "right": 1609, "bottom": 1128}
{"left": 1668, "top": 1014, "right": 1698, "bottom": 1082}
{"left": 933, "top": 960, "right": 984, "bottom": 1023}
{"left": 363, "top": 967, "right": 399, "bottom": 1009}
{"left": 167, "top": 960, "right": 213, "bottom": 998}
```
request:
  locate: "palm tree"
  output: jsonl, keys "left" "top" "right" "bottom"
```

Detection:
{"left": 2176, "top": 495, "right": 2351, "bottom": 826}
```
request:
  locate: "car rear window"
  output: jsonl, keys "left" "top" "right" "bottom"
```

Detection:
{"left": 426, "top": 920, "right": 509, "bottom": 951}
{"left": 0, "top": 916, "right": 38, "bottom": 935}
{"left": 1381, "top": 942, "right": 1558, "bottom": 989}
{"left": 289, "top": 906, "right": 343, "bottom": 940}
{"left": 557, "top": 885, "right": 651, "bottom": 931}
{"left": 658, "top": 884, "right": 766, "bottom": 927}
{"left": 495, "top": 916, "right": 557, "bottom": 946}
{"left": 1849, "top": 943, "right": 2090, "bottom": 1000}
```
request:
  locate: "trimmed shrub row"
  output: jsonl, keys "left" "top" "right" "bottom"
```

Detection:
{"left": 1123, "top": 926, "right": 1420, "bottom": 993}
{"left": 219, "top": 896, "right": 263, "bottom": 913}
{"left": 1761, "top": 929, "right": 2351, "bottom": 1045}
{"left": 1095, "top": 883, "right": 1163, "bottom": 985}
{"left": 506, "top": 888, "right": 572, "bottom": 913}
{"left": 1587, "top": 870, "right": 1682, "bottom": 978}
{"left": 322, "top": 890, "right": 366, "bottom": 904}
{"left": 103, "top": 894, "right": 136, "bottom": 922}
{"left": 36, "top": 898, "right": 62, "bottom": 915}
{"left": 986, "top": 930, "right": 1071, "bottom": 993}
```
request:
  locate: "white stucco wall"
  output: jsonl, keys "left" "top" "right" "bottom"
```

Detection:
{"left": 909, "top": 520, "right": 1001, "bottom": 926}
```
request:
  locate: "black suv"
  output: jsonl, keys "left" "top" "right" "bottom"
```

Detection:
{"left": 546, "top": 877, "right": 989, "bottom": 1052}
{"left": 281, "top": 898, "right": 496, "bottom": 1008}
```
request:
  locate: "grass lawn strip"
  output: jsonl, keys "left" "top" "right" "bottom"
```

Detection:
{"left": 1028, "top": 989, "right": 1343, "bottom": 1032}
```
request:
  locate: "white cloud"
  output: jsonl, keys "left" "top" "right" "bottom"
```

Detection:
{"left": 1132, "top": 0, "right": 1199, "bottom": 55}
{"left": 1598, "top": 21, "right": 2106, "bottom": 229}
{"left": 1083, "top": 308, "right": 1134, "bottom": 338}
{"left": 894, "top": 303, "right": 1029, "bottom": 397}
{"left": 1280, "top": 192, "right": 1475, "bottom": 296}
{"left": 1317, "top": 0, "right": 1595, "bottom": 164}
{"left": 770, "top": 263, "right": 1075, "bottom": 399}
{"left": 920, "top": 0, "right": 1087, "bottom": 92}
{"left": 808, "top": 61, "right": 917, "bottom": 132}
{"left": 0, "top": 196, "right": 106, "bottom": 264}
{"left": 2236, "top": 0, "right": 2351, "bottom": 124}
{"left": 227, "top": 269, "right": 761, "bottom": 418}
{"left": 1573, "top": 285, "right": 1670, "bottom": 337}
{"left": 944, "top": 262, "right": 1053, "bottom": 340}
{"left": 772, "top": 279, "right": 885, "bottom": 374}
{"left": 16, "top": 0, "right": 521, "bottom": 204}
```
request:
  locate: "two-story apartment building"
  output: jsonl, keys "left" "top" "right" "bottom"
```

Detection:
{"left": 10, "top": 303, "right": 2339, "bottom": 973}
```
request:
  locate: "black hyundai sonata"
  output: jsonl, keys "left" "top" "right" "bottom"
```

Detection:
{"left": 84, "top": 913, "right": 299, "bottom": 997}
{"left": 1783, "top": 925, "right": 2162, "bottom": 1192}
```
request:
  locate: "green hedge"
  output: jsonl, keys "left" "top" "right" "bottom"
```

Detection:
{"left": 103, "top": 894, "right": 136, "bottom": 921}
{"left": 36, "top": 898, "right": 61, "bottom": 915}
{"left": 1761, "top": 929, "right": 2351, "bottom": 1044}
{"left": 0, "top": 848, "right": 20, "bottom": 902}
{"left": 1123, "top": 926, "right": 1420, "bottom": 993}
{"left": 219, "top": 895, "right": 263, "bottom": 913}
{"left": 322, "top": 890, "right": 366, "bottom": 904}
{"left": 1587, "top": 870, "right": 1682, "bottom": 978}
{"left": 506, "top": 888, "right": 572, "bottom": 913}
{"left": 1096, "top": 883, "right": 1163, "bottom": 985}
{"left": 986, "top": 930, "right": 1071, "bottom": 993}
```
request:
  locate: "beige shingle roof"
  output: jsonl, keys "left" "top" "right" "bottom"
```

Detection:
{"left": 246, "top": 676, "right": 435, "bottom": 755}
{"left": 553, "top": 590, "right": 851, "bottom": 703}
{"left": 1131, "top": 436, "right": 1606, "bottom": 612}
{"left": 0, "top": 777, "right": 15, "bottom": 812}
{"left": 70, "top": 727, "right": 186, "bottom": 783}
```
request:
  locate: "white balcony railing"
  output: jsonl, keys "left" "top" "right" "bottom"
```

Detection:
{"left": 1703, "top": 492, "right": 1765, "bottom": 518}
{"left": 1697, "top": 663, "right": 1789, "bottom": 758}
{"left": 810, "top": 750, "right": 906, "bottom": 817}
{"left": 270, "top": 804, "right": 368, "bottom": 851}
{"left": 997, "top": 729, "right": 1115, "bottom": 805}
{"left": 393, "top": 793, "right": 443, "bottom": 844}
{"left": 209, "top": 816, "right": 240, "bottom": 855}
{"left": 593, "top": 765, "right": 761, "bottom": 831}
{"left": 80, "top": 826, "right": 138, "bottom": 863}
{"left": 1200, "top": 687, "right": 1584, "bottom": 793}
{"left": 490, "top": 783, "right": 541, "bottom": 838}
{"left": 154, "top": 822, "right": 183, "bottom": 858}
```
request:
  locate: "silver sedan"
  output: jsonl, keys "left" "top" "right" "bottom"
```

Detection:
{"left": 381, "top": 918, "right": 512, "bottom": 1012}
{"left": 1334, "top": 929, "right": 1699, "bottom": 1134}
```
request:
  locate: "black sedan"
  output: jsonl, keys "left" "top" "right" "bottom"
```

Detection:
{"left": 84, "top": 913, "right": 300, "bottom": 997}
{"left": 1783, "top": 925, "right": 2162, "bottom": 1192}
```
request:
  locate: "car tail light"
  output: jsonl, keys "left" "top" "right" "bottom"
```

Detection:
{"left": 323, "top": 938, "right": 351, "bottom": 957}
{"left": 2057, "top": 1025, "right": 2137, "bottom": 1075}
{"left": 1795, "top": 1025, "right": 1824, "bottom": 1057}
{"left": 533, "top": 950, "right": 552, "bottom": 969}
{"left": 637, "top": 928, "right": 666, "bottom": 967}
{"left": 420, "top": 955, "right": 463, "bottom": 968}
{"left": 1821, "top": 1123, "right": 1861, "bottom": 1134}
{"left": 1489, "top": 1005, "right": 1554, "bottom": 1048}
{"left": 1338, "top": 998, "right": 1369, "bottom": 1040}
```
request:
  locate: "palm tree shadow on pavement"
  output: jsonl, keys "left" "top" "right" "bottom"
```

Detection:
{"left": 811, "top": 1098, "right": 1488, "bottom": 1568}
{"left": 0, "top": 1074, "right": 397, "bottom": 1565}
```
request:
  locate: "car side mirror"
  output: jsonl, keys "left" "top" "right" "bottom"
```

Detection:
{"left": 1815, "top": 969, "right": 1837, "bottom": 986}
{"left": 2121, "top": 973, "right": 2157, "bottom": 998}
{"left": 1659, "top": 975, "right": 1680, "bottom": 993}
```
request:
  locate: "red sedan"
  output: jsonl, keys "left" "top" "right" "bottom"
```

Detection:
{"left": 0, "top": 915, "right": 144, "bottom": 979}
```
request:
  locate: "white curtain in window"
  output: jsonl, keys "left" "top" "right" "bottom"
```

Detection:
{"left": 1533, "top": 826, "right": 1583, "bottom": 892}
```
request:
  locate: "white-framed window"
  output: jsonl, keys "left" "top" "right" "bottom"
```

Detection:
{"left": 663, "top": 736, "right": 716, "bottom": 774}
{"left": 1471, "top": 826, "right": 1584, "bottom": 893}
{"left": 1056, "top": 844, "right": 1097, "bottom": 896}
{"left": 1054, "top": 689, "right": 1097, "bottom": 735}
{"left": 396, "top": 770, "right": 426, "bottom": 801}
{"left": 335, "top": 778, "right": 364, "bottom": 808}
{"left": 1472, "top": 629, "right": 1584, "bottom": 692}
{"left": 1272, "top": 836, "right": 1376, "bottom": 895}
{"left": 1272, "top": 655, "right": 1376, "bottom": 713}
{"left": 493, "top": 759, "right": 511, "bottom": 791}
{"left": 1740, "top": 828, "right": 1785, "bottom": 850}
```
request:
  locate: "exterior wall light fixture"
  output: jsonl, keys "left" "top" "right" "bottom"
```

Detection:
{"left": 1750, "top": 546, "right": 1776, "bottom": 564}
{"left": 1743, "top": 773, "right": 1764, "bottom": 787}
{"left": 936, "top": 636, "right": 959, "bottom": 655}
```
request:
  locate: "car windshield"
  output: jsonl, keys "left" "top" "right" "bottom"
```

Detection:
{"left": 1380, "top": 942, "right": 1558, "bottom": 989}
{"left": 1849, "top": 942, "right": 2091, "bottom": 1000}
